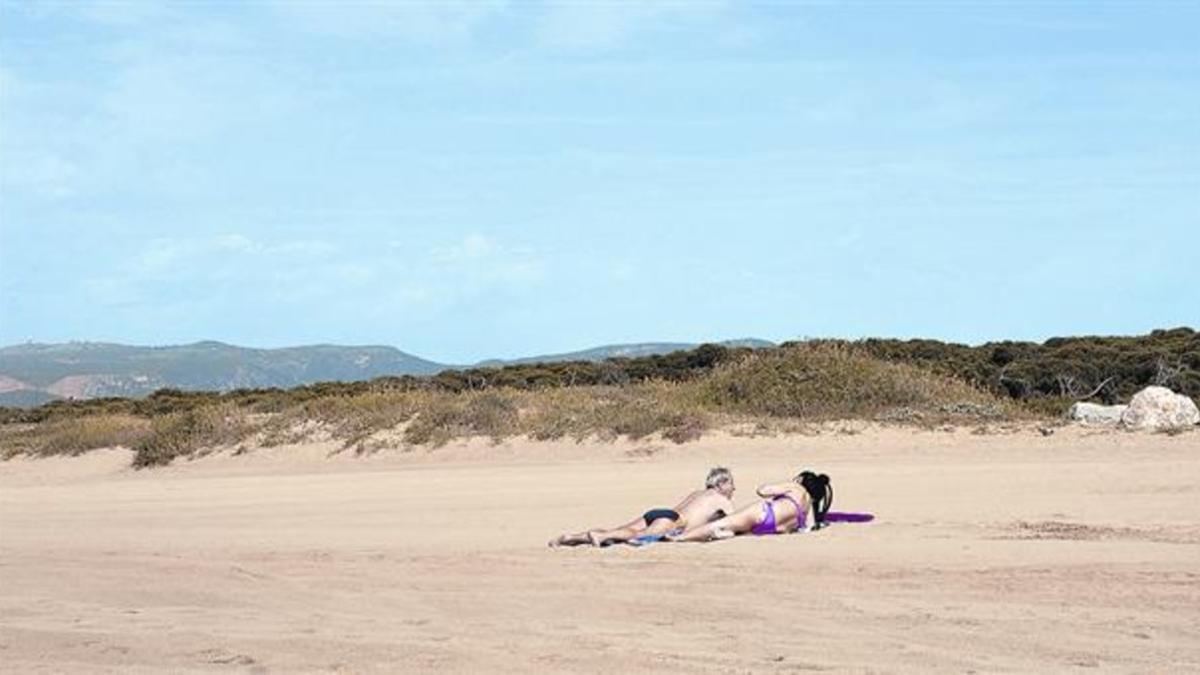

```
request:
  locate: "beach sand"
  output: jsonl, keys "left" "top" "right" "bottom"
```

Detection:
{"left": 1, "top": 425, "right": 1198, "bottom": 673}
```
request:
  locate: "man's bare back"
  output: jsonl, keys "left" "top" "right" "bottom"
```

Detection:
{"left": 672, "top": 489, "right": 735, "bottom": 530}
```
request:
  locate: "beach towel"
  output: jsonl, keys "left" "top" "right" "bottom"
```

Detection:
{"left": 823, "top": 511, "right": 875, "bottom": 523}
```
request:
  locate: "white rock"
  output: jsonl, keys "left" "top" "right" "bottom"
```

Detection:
{"left": 1067, "top": 402, "right": 1128, "bottom": 426}
{"left": 1120, "top": 386, "right": 1200, "bottom": 430}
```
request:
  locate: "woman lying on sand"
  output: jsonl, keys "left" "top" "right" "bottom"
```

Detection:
{"left": 548, "top": 467, "right": 736, "bottom": 547}
{"left": 667, "top": 471, "right": 832, "bottom": 542}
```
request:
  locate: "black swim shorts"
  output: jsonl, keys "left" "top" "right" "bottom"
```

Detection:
{"left": 642, "top": 508, "right": 681, "bottom": 526}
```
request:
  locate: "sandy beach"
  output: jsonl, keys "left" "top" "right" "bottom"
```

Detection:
{"left": 1, "top": 426, "right": 1198, "bottom": 673}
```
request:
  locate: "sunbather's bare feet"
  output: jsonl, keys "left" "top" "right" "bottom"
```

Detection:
{"left": 548, "top": 534, "right": 567, "bottom": 548}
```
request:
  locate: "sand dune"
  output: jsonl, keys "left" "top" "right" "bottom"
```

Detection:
{"left": 1, "top": 426, "right": 1198, "bottom": 673}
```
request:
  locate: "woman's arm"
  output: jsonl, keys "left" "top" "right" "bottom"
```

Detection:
{"left": 755, "top": 481, "right": 797, "bottom": 498}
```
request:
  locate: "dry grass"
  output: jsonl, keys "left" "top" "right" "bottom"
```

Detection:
{"left": 518, "top": 381, "right": 709, "bottom": 443}
{"left": 259, "top": 392, "right": 422, "bottom": 449}
{"left": 400, "top": 390, "right": 521, "bottom": 447}
{"left": 132, "top": 404, "right": 254, "bottom": 468}
{"left": 0, "top": 414, "right": 152, "bottom": 459}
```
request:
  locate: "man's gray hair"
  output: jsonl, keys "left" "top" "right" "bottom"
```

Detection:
{"left": 705, "top": 466, "right": 733, "bottom": 489}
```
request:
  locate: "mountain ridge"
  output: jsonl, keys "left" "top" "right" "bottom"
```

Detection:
{"left": 474, "top": 338, "right": 773, "bottom": 367}
{"left": 0, "top": 338, "right": 774, "bottom": 406}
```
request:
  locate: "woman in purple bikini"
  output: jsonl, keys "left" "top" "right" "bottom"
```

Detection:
{"left": 668, "top": 471, "right": 831, "bottom": 542}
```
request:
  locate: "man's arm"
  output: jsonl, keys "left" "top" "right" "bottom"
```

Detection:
{"left": 703, "top": 494, "right": 736, "bottom": 523}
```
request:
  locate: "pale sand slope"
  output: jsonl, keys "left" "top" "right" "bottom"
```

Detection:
{"left": 1, "top": 426, "right": 1198, "bottom": 673}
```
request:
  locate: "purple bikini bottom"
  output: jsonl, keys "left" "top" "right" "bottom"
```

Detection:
{"left": 750, "top": 495, "right": 807, "bottom": 535}
{"left": 750, "top": 501, "right": 778, "bottom": 535}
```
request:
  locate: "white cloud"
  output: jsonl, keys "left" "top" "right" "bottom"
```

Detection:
{"left": 215, "top": 234, "right": 257, "bottom": 252}
{"left": 79, "top": 1, "right": 171, "bottom": 26}
{"left": 98, "top": 45, "right": 298, "bottom": 144}
{"left": 81, "top": 276, "right": 143, "bottom": 307}
{"left": 0, "top": 12, "right": 301, "bottom": 206}
{"left": 6, "top": 153, "right": 78, "bottom": 199}
{"left": 429, "top": 233, "right": 546, "bottom": 285}
{"left": 536, "top": 0, "right": 728, "bottom": 49}
{"left": 608, "top": 259, "right": 636, "bottom": 282}
{"left": 0, "top": 67, "right": 83, "bottom": 200}
{"left": 270, "top": 1, "right": 506, "bottom": 43}
{"left": 330, "top": 263, "right": 377, "bottom": 285}
{"left": 136, "top": 238, "right": 198, "bottom": 274}
{"left": 7, "top": 0, "right": 172, "bottom": 26}
{"left": 834, "top": 229, "right": 863, "bottom": 249}
{"left": 268, "top": 240, "right": 337, "bottom": 257}
{"left": 129, "top": 234, "right": 306, "bottom": 277}
{"left": 83, "top": 232, "right": 546, "bottom": 314}
{"left": 431, "top": 232, "right": 494, "bottom": 264}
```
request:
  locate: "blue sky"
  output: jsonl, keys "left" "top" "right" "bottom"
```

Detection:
{"left": 1, "top": 1, "right": 1197, "bottom": 363}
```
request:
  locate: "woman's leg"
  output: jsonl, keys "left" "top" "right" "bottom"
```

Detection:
{"left": 669, "top": 502, "right": 765, "bottom": 542}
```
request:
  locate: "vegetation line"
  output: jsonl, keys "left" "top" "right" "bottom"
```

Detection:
{"left": 1, "top": 329, "right": 1195, "bottom": 468}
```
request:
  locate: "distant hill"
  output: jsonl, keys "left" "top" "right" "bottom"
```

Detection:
{"left": 0, "top": 338, "right": 775, "bottom": 406}
{"left": 474, "top": 339, "right": 774, "bottom": 367}
{"left": 0, "top": 341, "right": 447, "bottom": 405}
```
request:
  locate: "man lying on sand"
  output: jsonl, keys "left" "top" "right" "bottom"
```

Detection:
{"left": 549, "top": 467, "right": 736, "bottom": 547}
{"left": 668, "top": 470, "right": 832, "bottom": 542}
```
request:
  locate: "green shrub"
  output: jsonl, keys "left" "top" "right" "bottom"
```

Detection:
{"left": 854, "top": 326, "right": 1198, "bottom": 405}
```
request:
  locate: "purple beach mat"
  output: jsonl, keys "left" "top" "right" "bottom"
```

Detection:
{"left": 823, "top": 511, "right": 875, "bottom": 523}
